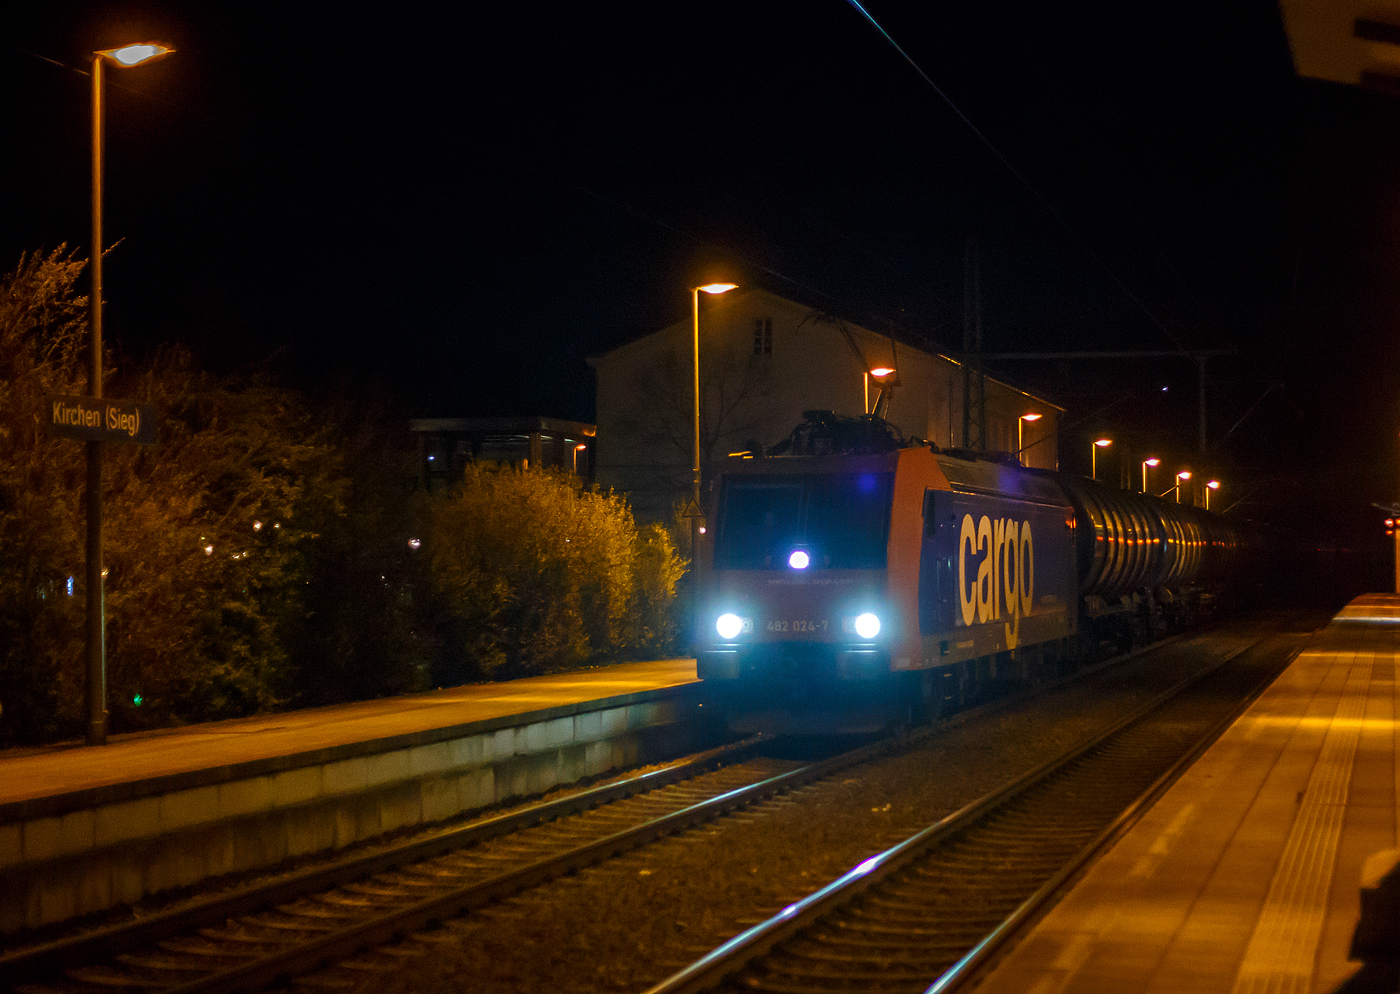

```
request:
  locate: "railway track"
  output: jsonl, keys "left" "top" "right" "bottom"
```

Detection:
{"left": 0, "top": 731, "right": 898, "bottom": 994}
{"left": 645, "top": 627, "right": 1305, "bottom": 994}
{"left": 0, "top": 624, "right": 1288, "bottom": 994}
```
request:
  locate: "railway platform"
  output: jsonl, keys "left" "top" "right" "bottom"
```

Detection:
{"left": 976, "top": 593, "right": 1400, "bottom": 994}
{"left": 0, "top": 659, "right": 699, "bottom": 812}
{"left": 0, "top": 659, "right": 706, "bottom": 934}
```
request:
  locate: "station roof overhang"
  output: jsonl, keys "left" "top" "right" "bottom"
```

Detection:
{"left": 1279, "top": 0, "right": 1400, "bottom": 93}
{"left": 409, "top": 416, "right": 596, "bottom": 437}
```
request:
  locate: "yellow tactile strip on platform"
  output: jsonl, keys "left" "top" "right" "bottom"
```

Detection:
{"left": 1229, "top": 645, "right": 1376, "bottom": 994}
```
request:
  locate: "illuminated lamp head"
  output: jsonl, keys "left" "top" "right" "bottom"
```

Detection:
{"left": 716, "top": 613, "right": 744, "bottom": 640}
{"left": 854, "top": 612, "right": 881, "bottom": 639}
{"left": 788, "top": 549, "right": 810, "bottom": 570}
{"left": 98, "top": 43, "right": 175, "bottom": 67}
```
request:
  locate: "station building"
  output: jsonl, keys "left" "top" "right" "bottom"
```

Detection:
{"left": 588, "top": 287, "right": 1061, "bottom": 524}
{"left": 409, "top": 416, "right": 595, "bottom": 491}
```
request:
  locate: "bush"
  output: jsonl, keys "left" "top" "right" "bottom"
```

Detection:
{"left": 426, "top": 464, "right": 685, "bottom": 681}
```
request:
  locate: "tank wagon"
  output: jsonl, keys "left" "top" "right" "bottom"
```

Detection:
{"left": 694, "top": 411, "right": 1256, "bottom": 729}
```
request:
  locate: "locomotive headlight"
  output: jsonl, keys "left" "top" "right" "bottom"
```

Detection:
{"left": 788, "top": 550, "right": 810, "bottom": 570}
{"left": 854, "top": 612, "right": 881, "bottom": 639}
{"left": 716, "top": 613, "right": 745, "bottom": 640}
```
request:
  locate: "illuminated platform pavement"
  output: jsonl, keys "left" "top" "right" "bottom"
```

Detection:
{"left": 0, "top": 659, "right": 702, "bottom": 933}
{"left": 0, "top": 658, "right": 699, "bottom": 811}
{"left": 976, "top": 594, "right": 1400, "bottom": 994}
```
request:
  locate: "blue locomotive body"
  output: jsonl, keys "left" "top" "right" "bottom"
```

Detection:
{"left": 694, "top": 413, "right": 1254, "bottom": 728}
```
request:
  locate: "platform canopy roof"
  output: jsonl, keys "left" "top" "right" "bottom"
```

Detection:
{"left": 1279, "top": 0, "right": 1400, "bottom": 93}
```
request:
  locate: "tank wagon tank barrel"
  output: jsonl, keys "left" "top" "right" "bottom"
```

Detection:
{"left": 1052, "top": 475, "right": 1253, "bottom": 599}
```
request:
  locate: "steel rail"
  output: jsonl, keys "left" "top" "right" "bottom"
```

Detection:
{"left": 925, "top": 636, "right": 1305, "bottom": 994}
{"left": 0, "top": 627, "right": 1205, "bottom": 994}
{"left": 643, "top": 629, "right": 1284, "bottom": 994}
{"left": 0, "top": 734, "right": 776, "bottom": 987}
{"left": 148, "top": 731, "right": 906, "bottom": 994}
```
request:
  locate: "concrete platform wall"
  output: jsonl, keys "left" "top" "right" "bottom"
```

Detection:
{"left": 0, "top": 688, "right": 717, "bottom": 935}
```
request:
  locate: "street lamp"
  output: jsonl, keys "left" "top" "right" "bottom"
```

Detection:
{"left": 1018, "top": 413, "right": 1042, "bottom": 464}
{"left": 690, "top": 283, "right": 737, "bottom": 536}
{"left": 572, "top": 442, "right": 587, "bottom": 476}
{"left": 1142, "top": 457, "right": 1160, "bottom": 494}
{"left": 1091, "top": 438, "right": 1112, "bottom": 481}
{"left": 84, "top": 41, "right": 174, "bottom": 747}
{"left": 864, "top": 366, "right": 895, "bottom": 415}
{"left": 1175, "top": 470, "right": 1192, "bottom": 504}
{"left": 1206, "top": 479, "right": 1220, "bottom": 510}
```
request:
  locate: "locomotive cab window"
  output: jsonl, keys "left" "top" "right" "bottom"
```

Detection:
{"left": 715, "top": 472, "right": 893, "bottom": 569}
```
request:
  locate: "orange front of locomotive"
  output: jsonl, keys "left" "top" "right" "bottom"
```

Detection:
{"left": 694, "top": 446, "right": 946, "bottom": 694}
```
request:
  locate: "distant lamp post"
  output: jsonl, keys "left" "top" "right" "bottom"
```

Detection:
{"left": 689, "top": 282, "right": 737, "bottom": 538}
{"left": 864, "top": 366, "right": 895, "bottom": 415}
{"left": 84, "top": 40, "right": 175, "bottom": 747}
{"left": 1206, "top": 479, "right": 1220, "bottom": 510}
{"left": 572, "top": 442, "right": 587, "bottom": 476}
{"left": 1142, "top": 457, "right": 1160, "bottom": 494}
{"left": 1175, "top": 470, "right": 1192, "bottom": 504}
{"left": 1091, "top": 438, "right": 1112, "bottom": 481}
{"left": 1018, "top": 413, "right": 1042, "bottom": 464}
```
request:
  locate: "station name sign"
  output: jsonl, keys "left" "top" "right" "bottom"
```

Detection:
{"left": 48, "top": 394, "right": 158, "bottom": 446}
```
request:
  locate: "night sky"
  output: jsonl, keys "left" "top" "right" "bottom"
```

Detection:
{"left": 7, "top": 2, "right": 1400, "bottom": 544}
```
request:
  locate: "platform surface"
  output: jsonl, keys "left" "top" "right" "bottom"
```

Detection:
{"left": 0, "top": 659, "right": 697, "bottom": 811}
{"left": 977, "top": 594, "right": 1400, "bottom": 994}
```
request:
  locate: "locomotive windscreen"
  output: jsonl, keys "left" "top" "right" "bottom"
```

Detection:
{"left": 715, "top": 472, "right": 894, "bottom": 569}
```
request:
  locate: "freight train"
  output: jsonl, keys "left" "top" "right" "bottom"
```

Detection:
{"left": 694, "top": 411, "right": 1257, "bottom": 731}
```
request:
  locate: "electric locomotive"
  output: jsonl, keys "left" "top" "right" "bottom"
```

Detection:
{"left": 694, "top": 411, "right": 1253, "bottom": 730}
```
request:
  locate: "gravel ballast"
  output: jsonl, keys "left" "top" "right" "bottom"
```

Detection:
{"left": 292, "top": 613, "right": 1315, "bottom": 994}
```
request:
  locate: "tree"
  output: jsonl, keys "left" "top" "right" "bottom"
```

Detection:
{"left": 621, "top": 345, "right": 779, "bottom": 503}
{"left": 281, "top": 394, "right": 431, "bottom": 707}
{"left": 97, "top": 349, "right": 343, "bottom": 727}
{"left": 0, "top": 250, "right": 368, "bottom": 740}
{"left": 0, "top": 249, "right": 89, "bottom": 740}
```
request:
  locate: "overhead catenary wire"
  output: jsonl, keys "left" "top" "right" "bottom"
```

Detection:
{"left": 842, "top": 0, "right": 1193, "bottom": 358}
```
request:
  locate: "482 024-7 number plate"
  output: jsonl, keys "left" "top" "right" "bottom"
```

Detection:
{"left": 766, "top": 620, "right": 829, "bottom": 633}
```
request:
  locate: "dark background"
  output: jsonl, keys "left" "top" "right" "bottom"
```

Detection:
{"left": 6, "top": 1, "right": 1400, "bottom": 554}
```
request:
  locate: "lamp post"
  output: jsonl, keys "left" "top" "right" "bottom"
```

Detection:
{"left": 1018, "top": 413, "right": 1042, "bottom": 464}
{"left": 864, "top": 366, "right": 894, "bottom": 415}
{"left": 1091, "top": 438, "right": 1112, "bottom": 481}
{"left": 1142, "top": 457, "right": 1160, "bottom": 494}
{"left": 689, "top": 283, "right": 736, "bottom": 534}
{"left": 572, "top": 442, "right": 587, "bottom": 476}
{"left": 1175, "top": 471, "right": 1192, "bottom": 504}
{"left": 85, "top": 41, "right": 174, "bottom": 747}
{"left": 1206, "top": 479, "right": 1219, "bottom": 510}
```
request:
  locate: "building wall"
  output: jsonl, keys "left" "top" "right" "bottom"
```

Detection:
{"left": 591, "top": 289, "right": 1059, "bottom": 523}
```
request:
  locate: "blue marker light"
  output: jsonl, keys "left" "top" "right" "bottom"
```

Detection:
{"left": 789, "top": 550, "right": 810, "bottom": 569}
